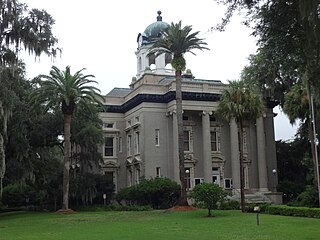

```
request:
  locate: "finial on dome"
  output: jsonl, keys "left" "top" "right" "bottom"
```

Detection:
{"left": 157, "top": 10, "right": 162, "bottom": 21}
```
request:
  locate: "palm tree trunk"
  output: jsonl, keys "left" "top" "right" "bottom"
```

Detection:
{"left": 62, "top": 114, "right": 72, "bottom": 210}
{"left": 238, "top": 119, "right": 246, "bottom": 212}
{"left": 176, "top": 69, "right": 188, "bottom": 206}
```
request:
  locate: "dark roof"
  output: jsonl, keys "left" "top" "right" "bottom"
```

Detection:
{"left": 106, "top": 88, "right": 132, "bottom": 97}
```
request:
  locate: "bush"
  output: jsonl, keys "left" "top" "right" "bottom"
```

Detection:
{"left": 219, "top": 200, "right": 240, "bottom": 210}
{"left": 115, "top": 177, "right": 180, "bottom": 209}
{"left": 2, "top": 183, "right": 43, "bottom": 207}
{"left": 288, "top": 186, "right": 318, "bottom": 208}
{"left": 189, "top": 183, "right": 228, "bottom": 217}
{"left": 267, "top": 205, "right": 320, "bottom": 218}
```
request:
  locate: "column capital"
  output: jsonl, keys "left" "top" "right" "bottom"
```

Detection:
{"left": 201, "top": 110, "right": 213, "bottom": 116}
{"left": 166, "top": 110, "right": 176, "bottom": 116}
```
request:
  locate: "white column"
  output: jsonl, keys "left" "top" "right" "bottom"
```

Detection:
{"left": 202, "top": 111, "right": 212, "bottom": 183}
{"left": 155, "top": 53, "right": 166, "bottom": 74}
{"left": 230, "top": 118, "right": 240, "bottom": 190}
{"left": 256, "top": 116, "right": 269, "bottom": 192}
{"left": 172, "top": 111, "right": 180, "bottom": 183}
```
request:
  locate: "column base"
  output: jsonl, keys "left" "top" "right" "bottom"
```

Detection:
{"left": 259, "top": 188, "right": 269, "bottom": 192}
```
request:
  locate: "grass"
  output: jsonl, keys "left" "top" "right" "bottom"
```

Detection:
{"left": 0, "top": 210, "right": 320, "bottom": 240}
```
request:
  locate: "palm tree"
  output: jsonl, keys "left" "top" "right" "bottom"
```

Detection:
{"left": 217, "top": 79, "right": 264, "bottom": 211}
{"left": 149, "top": 21, "right": 209, "bottom": 206}
{"left": 31, "top": 66, "right": 103, "bottom": 210}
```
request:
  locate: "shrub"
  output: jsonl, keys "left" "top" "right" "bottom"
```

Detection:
{"left": 115, "top": 177, "right": 180, "bottom": 209}
{"left": 288, "top": 186, "right": 318, "bottom": 208}
{"left": 189, "top": 183, "right": 228, "bottom": 217}
{"left": 219, "top": 200, "right": 240, "bottom": 210}
{"left": 267, "top": 205, "right": 320, "bottom": 218}
{"left": 2, "top": 183, "right": 42, "bottom": 207}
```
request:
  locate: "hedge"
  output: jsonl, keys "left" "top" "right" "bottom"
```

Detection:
{"left": 267, "top": 205, "right": 320, "bottom": 218}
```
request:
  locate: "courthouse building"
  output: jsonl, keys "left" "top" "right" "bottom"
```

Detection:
{"left": 100, "top": 12, "right": 279, "bottom": 201}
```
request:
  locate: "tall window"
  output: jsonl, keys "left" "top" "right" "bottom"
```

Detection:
{"left": 134, "top": 132, "right": 140, "bottom": 154}
{"left": 156, "top": 167, "right": 161, "bottom": 177}
{"left": 104, "top": 137, "right": 114, "bottom": 157}
{"left": 128, "top": 169, "right": 133, "bottom": 186}
{"left": 224, "top": 178, "right": 233, "bottom": 189}
{"left": 212, "top": 167, "right": 220, "bottom": 186}
{"left": 210, "top": 128, "right": 221, "bottom": 152}
{"left": 211, "top": 131, "right": 218, "bottom": 152}
{"left": 135, "top": 168, "right": 140, "bottom": 184}
{"left": 105, "top": 171, "right": 114, "bottom": 184}
{"left": 155, "top": 129, "right": 160, "bottom": 146}
{"left": 184, "top": 130, "right": 191, "bottom": 151}
{"left": 127, "top": 135, "right": 132, "bottom": 156}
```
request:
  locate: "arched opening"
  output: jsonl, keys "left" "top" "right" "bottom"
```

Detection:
{"left": 165, "top": 53, "right": 172, "bottom": 65}
{"left": 148, "top": 53, "right": 156, "bottom": 66}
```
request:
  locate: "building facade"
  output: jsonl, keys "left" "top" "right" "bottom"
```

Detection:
{"left": 100, "top": 12, "right": 279, "bottom": 201}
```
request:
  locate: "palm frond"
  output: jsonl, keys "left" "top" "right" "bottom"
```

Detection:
{"left": 30, "top": 66, "right": 103, "bottom": 115}
{"left": 148, "top": 20, "right": 209, "bottom": 67}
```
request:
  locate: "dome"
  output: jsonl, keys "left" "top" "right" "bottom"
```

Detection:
{"left": 143, "top": 11, "right": 168, "bottom": 41}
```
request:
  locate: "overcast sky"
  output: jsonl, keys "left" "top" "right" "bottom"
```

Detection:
{"left": 21, "top": 0, "right": 298, "bottom": 140}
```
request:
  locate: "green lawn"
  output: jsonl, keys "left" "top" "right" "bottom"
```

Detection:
{"left": 0, "top": 210, "right": 319, "bottom": 240}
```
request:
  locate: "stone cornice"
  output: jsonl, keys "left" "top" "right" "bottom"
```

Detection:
{"left": 103, "top": 91, "right": 221, "bottom": 113}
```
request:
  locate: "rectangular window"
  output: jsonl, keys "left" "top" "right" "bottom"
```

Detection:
{"left": 134, "top": 132, "right": 140, "bottom": 154}
{"left": 211, "top": 131, "right": 218, "bottom": 152}
{"left": 210, "top": 116, "right": 216, "bottom": 122}
{"left": 156, "top": 167, "right": 161, "bottom": 177}
{"left": 119, "top": 137, "right": 123, "bottom": 153}
{"left": 128, "top": 170, "right": 133, "bottom": 186}
{"left": 105, "top": 171, "right": 114, "bottom": 184}
{"left": 212, "top": 167, "right": 220, "bottom": 186}
{"left": 184, "top": 130, "right": 191, "bottom": 151}
{"left": 103, "top": 123, "right": 114, "bottom": 128}
{"left": 194, "top": 178, "right": 204, "bottom": 186}
{"left": 135, "top": 116, "right": 140, "bottom": 123}
{"left": 127, "top": 120, "right": 131, "bottom": 127}
{"left": 127, "top": 135, "right": 132, "bottom": 155}
{"left": 224, "top": 178, "right": 233, "bottom": 189}
{"left": 155, "top": 129, "right": 160, "bottom": 146}
{"left": 135, "top": 168, "right": 140, "bottom": 184}
{"left": 104, "top": 137, "right": 114, "bottom": 157}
